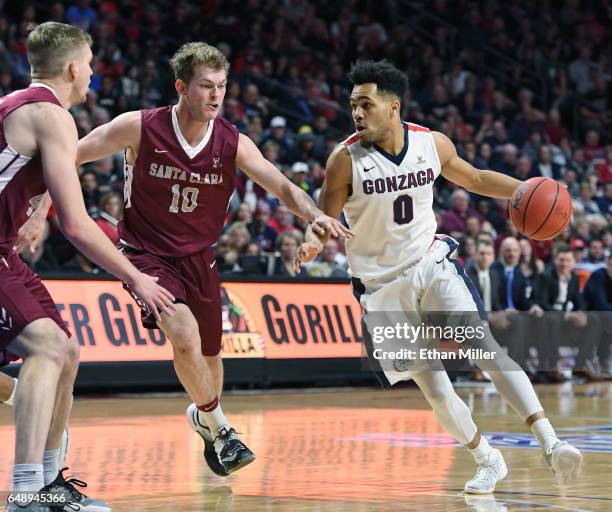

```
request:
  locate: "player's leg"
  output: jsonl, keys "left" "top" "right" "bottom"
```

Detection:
{"left": 6, "top": 256, "right": 110, "bottom": 511}
{"left": 1, "top": 371, "right": 70, "bottom": 464}
{"left": 181, "top": 248, "right": 254, "bottom": 474}
{"left": 160, "top": 304, "right": 254, "bottom": 474}
{"left": 160, "top": 303, "right": 218, "bottom": 404}
{"left": 410, "top": 367, "right": 507, "bottom": 494}
{"left": 427, "top": 244, "right": 582, "bottom": 485}
{"left": 205, "top": 354, "right": 224, "bottom": 397}
{"left": 0, "top": 371, "right": 17, "bottom": 404}
{"left": 42, "top": 340, "right": 77, "bottom": 483}
{"left": 357, "top": 244, "right": 507, "bottom": 494}
{"left": 6, "top": 319, "right": 65, "bottom": 501}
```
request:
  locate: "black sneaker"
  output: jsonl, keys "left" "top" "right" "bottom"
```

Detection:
{"left": 214, "top": 427, "right": 256, "bottom": 474}
{"left": 186, "top": 403, "right": 229, "bottom": 477}
{"left": 44, "top": 468, "right": 111, "bottom": 511}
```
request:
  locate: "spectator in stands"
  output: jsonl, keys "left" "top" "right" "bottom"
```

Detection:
{"left": 457, "top": 236, "right": 476, "bottom": 267}
{"left": 440, "top": 189, "right": 483, "bottom": 239}
{"left": 242, "top": 83, "right": 268, "bottom": 120}
{"left": 81, "top": 171, "right": 100, "bottom": 217}
{"left": 66, "top": 0, "right": 97, "bottom": 31}
{"left": 95, "top": 192, "right": 122, "bottom": 245}
{"left": 260, "top": 116, "right": 295, "bottom": 164}
{"left": 464, "top": 215, "right": 481, "bottom": 239}
{"left": 226, "top": 222, "right": 251, "bottom": 256}
{"left": 289, "top": 162, "right": 314, "bottom": 196}
{"left": 306, "top": 239, "right": 348, "bottom": 278}
{"left": 248, "top": 202, "right": 277, "bottom": 253}
{"left": 294, "top": 126, "right": 326, "bottom": 167}
{"left": 544, "top": 109, "right": 568, "bottom": 145}
{"left": 233, "top": 202, "right": 253, "bottom": 224}
{"left": 568, "top": 46, "right": 593, "bottom": 93}
{"left": 583, "top": 253, "right": 612, "bottom": 379}
{"left": 533, "top": 244, "right": 603, "bottom": 382}
{"left": 581, "top": 78, "right": 610, "bottom": 130}
{"left": 271, "top": 232, "right": 305, "bottom": 277}
{"left": 519, "top": 239, "right": 544, "bottom": 284}
{"left": 268, "top": 204, "right": 299, "bottom": 235}
{"left": 570, "top": 238, "right": 586, "bottom": 262}
{"left": 515, "top": 155, "right": 535, "bottom": 180}
{"left": 584, "top": 239, "right": 606, "bottom": 264}
{"left": 495, "top": 143, "right": 518, "bottom": 177}
{"left": 563, "top": 168, "right": 580, "bottom": 198}
{"left": 216, "top": 235, "right": 240, "bottom": 273}
{"left": 535, "top": 145, "right": 564, "bottom": 180}
{"left": 574, "top": 182, "right": 601, "bottom": 216}
{"left": 490, "top": 237, "right": 534, "bottom": 369}
{"left": 596, "top": 182, "right": 612, "bottom": 219}
{"left": 239, "top": 242, "right": 268, "bottom": 276}
{"left": 223, "top": 98, "right": 246, "bottom": 132}
{"left": 467, "top": 239, "right": 513, "bottom": 380}
{"left": 582, "top": 129, "right": 606, "bottom": 166}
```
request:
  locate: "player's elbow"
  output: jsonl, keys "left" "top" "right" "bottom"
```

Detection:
{"left": 58, "top": 217, "right": 90, "bottom": 243}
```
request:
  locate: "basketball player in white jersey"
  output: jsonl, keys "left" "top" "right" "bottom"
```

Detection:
{"left": 295, "top": 60, "right": 583, "bottom": 493}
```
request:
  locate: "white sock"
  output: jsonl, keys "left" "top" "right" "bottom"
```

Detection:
{"left": 468, "top": 435, "right": 493, "bottom": 464}
{"left": 4, "top": 377, "right": 17, "bottom": 406}
{"left": 198, "top": 399, "right": 230, "bottom": 435}
{"left": 531, "top": 418, "right": 559, "bottom": 452}
{"left": 43, "top": 449, "right": 60, "bottom": 485}
{"left": 13, "top": 463, "right": 44, "bottom": 495}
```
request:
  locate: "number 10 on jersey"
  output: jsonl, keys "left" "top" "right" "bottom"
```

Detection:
{"left": 169, "top": 184, "right": 199, "bottom": 213}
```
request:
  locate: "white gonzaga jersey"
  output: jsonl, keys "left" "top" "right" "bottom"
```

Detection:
{"left": 343, "top": 122, "right": 442, "bottom": 281}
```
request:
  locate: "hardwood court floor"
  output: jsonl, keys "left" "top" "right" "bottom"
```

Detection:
{"left": 1, "top": 382, "right": 611, "bottom": 511}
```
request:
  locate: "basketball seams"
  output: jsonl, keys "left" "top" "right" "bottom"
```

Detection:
{"left": 519, "top": 178, "right": 546, "bottom": 234}
{"left": 529, "top": 182, "right": 560, "bottom": 238}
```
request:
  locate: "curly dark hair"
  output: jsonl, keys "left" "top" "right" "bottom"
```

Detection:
{"left": 347, "top": 59, "right": 408, "bottom": 100}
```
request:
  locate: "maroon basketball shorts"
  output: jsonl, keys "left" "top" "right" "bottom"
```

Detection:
{"left": 0, "top": 251, "right": 71, "bottom": 366}
{"left": 120, "top": 245, "right": 222, "bottom": 356}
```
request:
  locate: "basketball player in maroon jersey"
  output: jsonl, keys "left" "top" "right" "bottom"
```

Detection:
{"left": 0, "top": 22, "right": 176, "bottom": 511}
{"left": 20, "top": 42, "right": 350, "bottom": 476}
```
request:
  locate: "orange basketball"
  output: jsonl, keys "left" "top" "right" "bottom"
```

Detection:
{"left": 509, "top": 177, "right": 572, "bottom": 240}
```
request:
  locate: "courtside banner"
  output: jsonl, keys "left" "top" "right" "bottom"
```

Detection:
{"left": 43, "top": 280, "right": 363, "bottom": 362}
{"left": 222, "top": 282, "right": 363, "bottom": 359}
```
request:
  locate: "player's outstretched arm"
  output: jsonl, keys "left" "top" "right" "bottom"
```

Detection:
{"left": 434, "top": 131, "right": 520, "bottom": 199}
{"left": 15, "top": 111, "right": 141, "bottom": 253}
{"left": 77, "top": 110, "right": 141, "bottom": 165}
{"left": 236, "top": 133, "right": 352, "bottom": 239}
{"left": 36, "top": 105, "right": 175, "bottom": 321}
{"left": 293, "top": 144, "right": 353, "bottom": 271}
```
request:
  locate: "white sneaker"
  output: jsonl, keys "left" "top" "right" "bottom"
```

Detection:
{"left": 544, "top": 440, "right": 583, "bottom": 486}
{"left": 465, "top": 449, "right": 508, "bottom": 494}
{"left": 186, "top": 403, "right": 229, "bottom": 476}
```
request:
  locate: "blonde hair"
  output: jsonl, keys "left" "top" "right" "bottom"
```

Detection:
{"left": 170, "top": 42, "right": 230, "bottom": 85}
{"left": 26, "top": 22, "right": 92, "bottom": 78}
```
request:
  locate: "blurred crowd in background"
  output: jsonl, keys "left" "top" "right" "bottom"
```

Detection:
{"left": 0, "top": 1, "right": 609, "bottom": 270}
{"left": 1, "top": 0, "right": 611, "bottom": 379}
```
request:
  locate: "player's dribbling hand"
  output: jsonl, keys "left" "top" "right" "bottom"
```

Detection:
{"left": 13, "top": 216, "right": 46, "bottom": 255}
{"left": 131, "top": 273, "right": 176, "bottom": 322}
{"left": 311, "top": 214, "right": 353, "bottom": 239}
{"left": 293, "top": 240, "right": 323, "bottom": 272}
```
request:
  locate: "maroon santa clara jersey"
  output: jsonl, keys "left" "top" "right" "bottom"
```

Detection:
{"left": 118, "top": 106, "right": 238, "bottom": 257}
{"left": 0, "top": 85, "right": 62, "bottom": 254}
